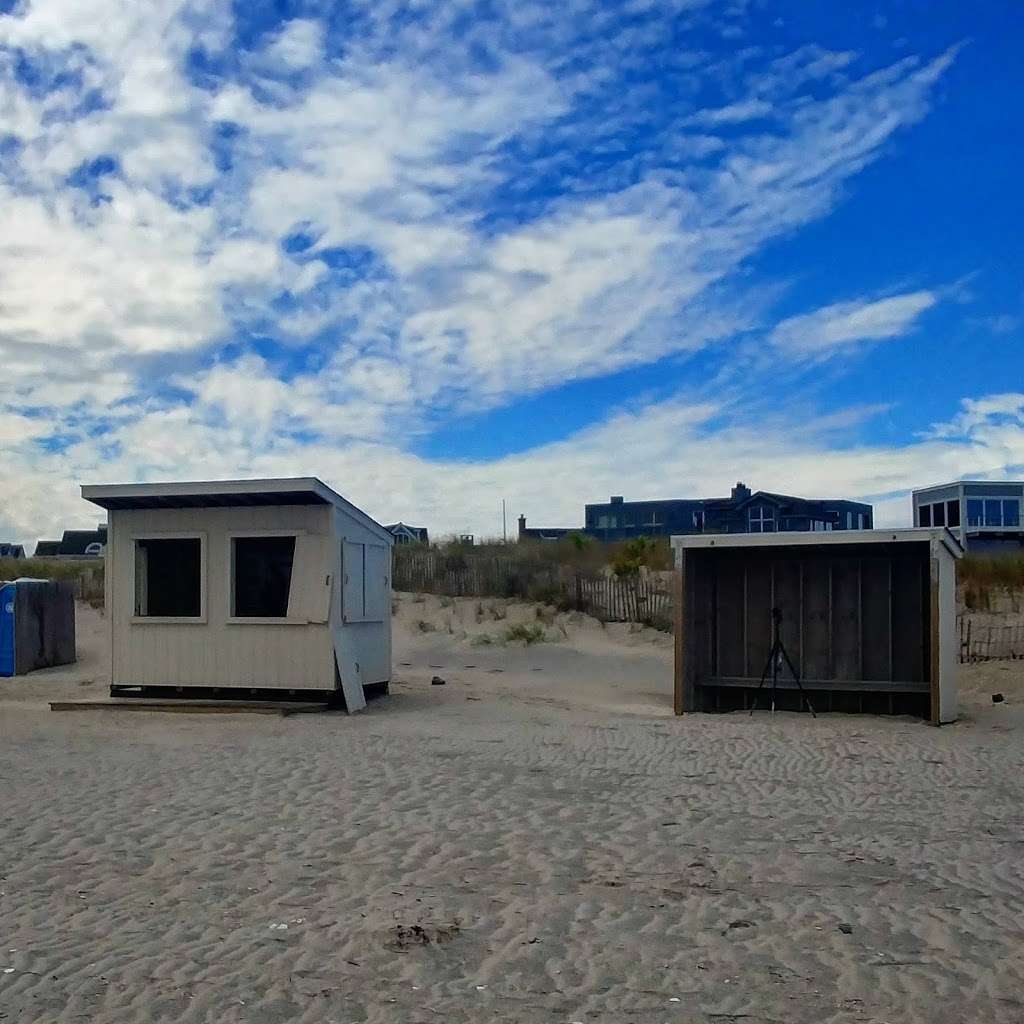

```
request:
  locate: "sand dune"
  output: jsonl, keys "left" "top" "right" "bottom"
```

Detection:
{"left": 2, "top": 599, "right": 1024, "bottom": 1022}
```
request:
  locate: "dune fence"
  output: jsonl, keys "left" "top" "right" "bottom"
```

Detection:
{"left": 958, "top": 615, "right": 1024, "bottom": 662}
{"left": 392, "top": 548, "right": 672, "bottom": 627}
{"left": 0, "top": 558, "right": 104, "bottom": 606}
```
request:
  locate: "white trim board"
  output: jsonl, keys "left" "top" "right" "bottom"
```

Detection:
{"left": 82, "top": 477, "right": 394, "bottom": 544}
{"left": 671, "top": 528, "right": 963, "bottom": 559}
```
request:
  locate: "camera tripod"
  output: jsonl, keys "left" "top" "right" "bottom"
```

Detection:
{"left": 749, "top": 607, "right": 816, "bottom": 717}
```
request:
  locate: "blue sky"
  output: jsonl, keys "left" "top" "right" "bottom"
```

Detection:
{"left": 0, "top": 0, "right": 1022, "bottom": 542}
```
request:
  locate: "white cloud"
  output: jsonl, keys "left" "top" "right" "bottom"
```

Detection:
{"left": 685, "top": 98, "right": 773, "bottom": 126}
{"left": 0, "top": 2, "right": 978, "bottom": 547}
{"left": 264, "top": 18, "right": 324, "bottom": 69}
{"left": 770, "top": 290, "right": 937, "bottom": 356}
{"left": 4, "top": 387, "right": 1024, "bottom": 547}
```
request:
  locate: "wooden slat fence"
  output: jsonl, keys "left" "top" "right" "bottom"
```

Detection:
{"left": 393, "top": 549, "right": 672, "bottom": 626}
{"left": 958, "top": 615, "right": 1024, "bottom": 662}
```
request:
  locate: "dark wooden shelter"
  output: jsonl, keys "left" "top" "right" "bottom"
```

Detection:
{"left": 671, "top": 530, "right": 961, "bottom": 723}
{"left": 0, "top": 579, "right": 76, "bottom": 676}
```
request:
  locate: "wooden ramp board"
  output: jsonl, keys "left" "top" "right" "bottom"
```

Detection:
{"left": 50, "top": 700, "right": 330, "bottom": 717}
{"left": 332, "top": 630, "right": 367, "bottom": 713}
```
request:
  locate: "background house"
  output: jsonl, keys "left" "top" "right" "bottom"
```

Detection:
{"left": 584, "top": 483, "right": 872, "bottom": 541}
{"left": 33, "top": 525, "right": 107, "bottom": 558}
{"left": 517, "top": 516, "right": 576, "bottom": 542}
{"left": 912, "top": 480, "right": 1023, "bottom": 553}
{"left": 385, "top": 523, "right": 429, "bottom": 545}
{"left": 0, "top": 543, "right": 25, "bottom": 558}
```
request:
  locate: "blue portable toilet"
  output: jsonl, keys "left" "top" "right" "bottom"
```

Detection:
{"left": 0, "top": 582, "right": 15, "bottom": 677}
{"left": 0, "top": 578, "right": 76, "bottom": 677}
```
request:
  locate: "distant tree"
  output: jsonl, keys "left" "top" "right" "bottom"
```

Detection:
{"left": 611, "top": 536, "right": 657, "bottom": 577}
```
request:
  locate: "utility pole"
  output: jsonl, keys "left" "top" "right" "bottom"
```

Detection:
{"left": 502, "top": 499, "right": 507, "bottom": 543}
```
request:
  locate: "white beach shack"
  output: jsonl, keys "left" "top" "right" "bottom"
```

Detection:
{"left": 81, "top": 478, "right": 393, "bottom": 711}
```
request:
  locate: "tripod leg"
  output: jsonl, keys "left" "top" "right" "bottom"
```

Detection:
{"left": 771, "top": 647, "right": 779, "bottom": 715}
{"left": 779, "top": 645, "right": 816, "bottom": 718}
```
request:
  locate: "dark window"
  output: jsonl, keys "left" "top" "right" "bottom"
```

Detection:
{"left": 749, "top": 506, "right": 775, "bottom": 532}
{"left": 966, "top": 499, "right": 983, "bottom": 526}
{"left": 1005, "top": 499, "right": 1021, "bottom": 527}
{"left": 932, "top": 502, "right": 945, "bottom": 526}
{"left": 984, "top": 499, "right": 1003, "bottom": 527}
{"left": 232, "top": 536, "right": 296, "bottom": 617}
{"left": 946, "top": 500, "right": 960, "bottom": 527}
{"left": 135, "top": 537, "right": 201, "bottom": 617}
{"left": 918, "top": 504, "right": 932, "bottom": 527}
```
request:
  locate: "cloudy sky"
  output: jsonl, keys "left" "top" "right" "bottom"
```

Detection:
{"left": 1, "top": 0, "right": 1022, "bottom": 545}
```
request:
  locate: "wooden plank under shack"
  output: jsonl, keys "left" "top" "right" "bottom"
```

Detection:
{"left": 50, "top": 700, "right": 330, "bottom": 717}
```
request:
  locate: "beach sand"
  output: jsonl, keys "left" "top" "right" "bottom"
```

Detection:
{"left": 2, "top": 597, "right": 1024, "bottom": 1022}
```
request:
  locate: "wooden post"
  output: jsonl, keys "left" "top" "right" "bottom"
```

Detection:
{"left": 673, "top": 551, "right": 686, "bottom": 715}
{"left": 928, "top": 556, "right": 941, "bottom": 726}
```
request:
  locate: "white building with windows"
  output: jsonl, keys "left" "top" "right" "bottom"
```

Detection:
{"left": 81, "top": 478, "right": 393, "bottom": 711}
{"left": 912, "top": 480, "right": 1023, "bottom": 554}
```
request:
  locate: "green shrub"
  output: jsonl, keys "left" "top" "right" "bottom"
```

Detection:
{"left": 610, "top": 536, "right": 659, "bottom": 577}
{"left": 502, "top": 623, "right": 547, "bottom": 645}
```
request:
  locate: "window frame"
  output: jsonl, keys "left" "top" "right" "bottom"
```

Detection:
{"left": 226, "top": 529, "right": 306, "bottom": 625}
{"left": 130, "top": 531, "right": 207, "bottom": 624}
{"left": 748, "top": 506, "right": 776, "bottom": 533}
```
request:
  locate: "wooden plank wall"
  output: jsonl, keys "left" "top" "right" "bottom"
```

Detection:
{"left": 13, "top": 581, "right": 76, "bottom": 674}
{"left": 676, "top": 550, "right": 713, "bottom": 712}
{"left": 702, "top": 549, "right": 930, "bottom": 688}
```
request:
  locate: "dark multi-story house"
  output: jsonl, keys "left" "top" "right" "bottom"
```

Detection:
{"left": 583, "top": 483, "right": 872, "bottom": 541}
{"left": 517, "top": 483, "right": 872, "bottom": 543}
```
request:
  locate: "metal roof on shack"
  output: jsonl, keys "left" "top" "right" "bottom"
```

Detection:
{"left": 81, "top": 477, "right": 393, "bottom": 543}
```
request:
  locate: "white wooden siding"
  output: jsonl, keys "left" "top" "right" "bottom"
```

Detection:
{"left": 333, "top": 508, "right": 392, "bottom": 690}
{"left": 363, "top": 543, "right": 390, "bottom": 622}
{"left": 342, "top": 540, "right": 366, "bottom": 622}
{"left": 110, "top": 504, "right": 334, "bottom": 690}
